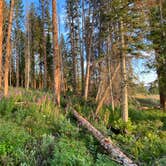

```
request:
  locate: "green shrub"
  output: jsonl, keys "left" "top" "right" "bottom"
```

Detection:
{"left": 0, "top": 119, "right": 31, "bottom": 165}
{"left": 96, "top": 154, "right": 119, "bottom": 166}
{"left": 51, "top": 137, "right": 93, "bottom": 166}
{"left": 21, "top": 134, "right": 55, "bottom": 165}
{"left": 0, "top": 97, "right": 15, "bottom": 116}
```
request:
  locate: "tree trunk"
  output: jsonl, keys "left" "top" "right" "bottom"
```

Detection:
{"left": 158, "top": 69, "right": 166, "bottom": 111}
{"left": 159, "top": 91, "right": 166, "bottom": 111}
{"left": 81, "top": 0, "right": 85, "bottom": 95}
{"left": 59, "top": 43, "right": 65, "bottom": 93}
{"left": 25, "top": 6, "right": 30, "bottom": 90}
{"left": 42, "top": 0, "right": 47, "bottom": 90}
{"left": 84, "top": 7, "right": 94, "bottom": 100}
{"left": 4, "top": 0, "right": 15, "bottom": 96}
{"left": 95, "top": 64, "right": 120, "bottom": 115}
{"left": 0, "top": 0, "right": 3, "bottom": 89}
{"left": 71, "top": 19, "right": 77, "bottom": 92}
{"left": 158, "top": 0, "right": 166, "bottom": 111}
{"left": 96, "top": 80, "right": 103, "bottom": 102}
{"left": 120, "top": 20, "right": 128, "bottom": 122}
{"left": 84, "top": 48, "right": 91, "bottom": 100}
{"left": 52, "top": 0, "right": 61, "bottom": 106}
{"left": 71, "top": 108, "right": 137, "bottom": 166}
{"left": 107, "top": 31, "right": 115, "bottom": 112}
{"left": 16, "top": 33, "right": 20, "bottom": 87}
{"left": 16, "top": 51, "right": 19, "bottom": 87}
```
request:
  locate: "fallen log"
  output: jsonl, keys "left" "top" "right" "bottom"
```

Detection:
{"left": 71, "top": 108, "right": 137, "bottom": 166}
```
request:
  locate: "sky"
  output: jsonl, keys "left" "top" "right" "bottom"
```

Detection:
{"left": 132, "top": 58, "right": 157, "bottom": 85}
{"left": 21, "top": 0, "right": 157, "bottom": 85}
{"left": 22, "top": 0, "right": 66, "bottom": 34}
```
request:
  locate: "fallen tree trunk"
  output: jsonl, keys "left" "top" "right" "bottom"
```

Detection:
{"left": 71, "top": 108, "right": 137, "bottom": 166}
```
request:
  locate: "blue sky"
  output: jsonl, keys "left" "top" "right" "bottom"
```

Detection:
{"left": 22, "top": 0, "right": 66, "bottom": 34}
{"left": 132, "top": 58, "right": 157, "bottom": 85}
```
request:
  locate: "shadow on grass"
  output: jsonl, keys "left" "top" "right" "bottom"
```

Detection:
{"left": 135, "top": 98, "right": 159, "bottom": 108}
{"left": 129, "top": 109, "right": 166, "bottom": 130}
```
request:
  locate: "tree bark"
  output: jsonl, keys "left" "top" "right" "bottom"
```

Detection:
{"left": 96, "top": 80, "right": 103, "bottom": 102}
{"left": 158, "top": 69, "right": 166, "bottom": 111}
{"left": 95, "top": 64, "right": 120, "bottom": 115}
{"left": 81, "top": 0, "right": 85, "bottom": 95}
{"left": 107, "top": 30, "right": 115, "bottom": 112}
{"left": 4, "top": 0, "right": 15, "bottom": 96}
{"left": 71, "top": 18, "right": 77, "bottom": 92}
{"left": 120, "top": 20, "right": 128, "bottom": 122}
{"left": 84, "top": 48, "right": 91, "bottom": 100}
{"left": 0, "top": 0, "right": 3, "bottom": 89}
{"left": 16, "top": 31, "right": 20, "bottom": 87}
{"left": 25, "top": 4, "right": 30, "bottom": 90}
{"left": 84, "top": 6, "right": 94, "bottom": 100}
{"left": 71, "top": 108, "right": 137, "bottom": 166}
{"left": 52, "top": 0, "right": 61, "bottom": 106}
{"left": 41, "top": 0, "right": 47, "bottom": 89}
{"left": 159, "top": 91, "right": 166, "bottom": 111}
{"left": 158, "top": 0, "right": 166, "bottom": 111}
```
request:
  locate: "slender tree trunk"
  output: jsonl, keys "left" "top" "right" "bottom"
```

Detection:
{"left": 71, "top": 21, "right": 77, "bottom": 92}
{"left": 84, "top": 6, "right": 94, "bottom": 100}
{"left": 4, "top": 0, "right": 15, "bottom": 96}
{"left": 52, "top": 0, "right": 61, "bottom": 106}
{"left": 25, "top": 6, "right": 30, "bottom": 90}
{"left": 16, "top": 33, "right": 20, "bottom": 87}
{"left": 120, "top": 20, "right": 128, "bottom": 122}
{"left": 158, "top": 0, "right": 166, "bottom": 111}
{"left": 159, "top": 87, "right": 166, "bottom": 111}
{"left": 81, "top": 0, "right": 85, "bottom": 95}
{"left": 0, "top": 0, "right": 3, "bottom": 89}
{"left": 84, "top": 44, "right": 91, "bottom": 100}
{"left": 16, "top": 51, "right": 19, "bottom": 87}
{"left": 96, "top": 80, "right": 103, "bottom": 102}
{"left": 60, "top": 45, "right": 65, "bottom": 93}
{"left": 107, "top": 32, "right": 115, "bottom": 112}
{"left": 95, "top": 64, "right": 120, "bottom": 115}
{"left": 9, "top": 58, "right": 12, "bottom": 86}
{"left": 41, "top": 0, "right": 47, "bottom": 89}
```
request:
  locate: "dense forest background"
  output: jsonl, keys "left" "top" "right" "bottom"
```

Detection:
{"left": 0, "top": 0, "right": 165, "bottom": 165}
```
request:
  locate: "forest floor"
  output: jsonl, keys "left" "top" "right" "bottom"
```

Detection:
{"left": 134, "top": 94, "right": 160, "bottom": 109}
{"left": 0, "top": 88, "right": 165, "bottom": 166}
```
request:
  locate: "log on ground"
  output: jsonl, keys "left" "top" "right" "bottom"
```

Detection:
{"left": 71, "top": 108, "right": 137, "bottom": 166}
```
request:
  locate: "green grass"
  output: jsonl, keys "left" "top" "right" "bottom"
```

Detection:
{"left": 65, "top": 95, "right": 166, "bottom": 165}
{"left": 135, "top": 97, "right": 160, "bottom": 108}
{"left": 0, "top": 89, "right": 165, "bottom": 165}
{"left": 0, "top": 89, "right": 119, "bottom": 166}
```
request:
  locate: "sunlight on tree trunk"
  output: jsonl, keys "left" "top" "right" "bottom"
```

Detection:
{"left": 120, "top": 19, "right": 128, "bottom": 122}
{"left": 52, "top": 0, "right": 61, "bottom": 106}
{"left": 4, "top": 0, "right": 15, "bottom": 96}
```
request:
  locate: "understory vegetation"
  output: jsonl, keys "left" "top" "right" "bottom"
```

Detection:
{"left": 0, "top": 89, "right": 165, "bottom": 166}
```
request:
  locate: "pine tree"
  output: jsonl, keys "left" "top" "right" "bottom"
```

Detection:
{"left": 39, "top": 0, "right": 48, "bottom": 90}
{"left": 148, "top": 0, "right": 166, "bottom": 110}
{"left": 4, "top": 0, "right": 15, "bottom": 96}
{"left": 13, "top": 0, "right": 24, "bottom": 87}
{"left": 65, "top": 0, "right": 81, "bottom": 92}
